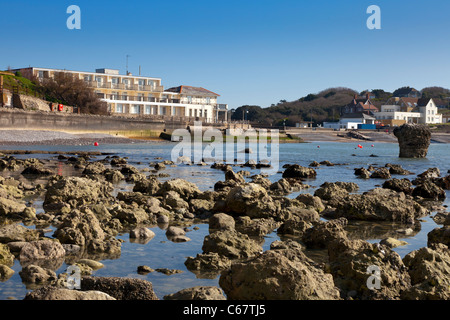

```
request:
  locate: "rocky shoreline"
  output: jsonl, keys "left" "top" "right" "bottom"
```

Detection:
{"left": 0, "top": 151, "right": 449, "bottom": 300}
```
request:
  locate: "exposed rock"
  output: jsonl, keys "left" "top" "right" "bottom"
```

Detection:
{"left": 21, "top": 165, "right": 54, "bottom": 176}
{"left": 379, "top": 238, "right": 409, "bottom": 248}
{"left": 82, "top": 162, "right": 106, "bottom": 175}
{"left": 164, "top": 286, "right": 226, "bottom": 300}
{"left": 385, "top": 163, "right": 412, "bottom": 175}
{"left": 235, "top": 216, "right": 281, "bottom": 237}
{"left": 202, "top": 230, "right": 262, "bottom": 259}
{"left": 165, "top": 226, "right": 186, "bottom": 237}
{"left": 326, "top": 188, "right": 427, "bottom": 223}
{"left": 209, "top": 213, "right": 235, "bottom": 231}
{"left": 370, "top": 167, "right": 391, "bottom": 179}
{"left": 296, "top": 193, "right": 325, "bottom": 212}
{"left": 302, "top": 218, "right": 348, "bottom": 249}
{"left": 219, "top": 240, "right": 340, "bottom": 300}
{"left": 104, "top": 169, "right": 125, "bottom": 183}
{"left": 314, "top": 182, "right": 358, "bottom": 206}
{"left": 0, "top": 243, "right": 14, "bottom": 266}
{"left": 354, "top": 167, "right": 371, "bottom": 179}
{"left": 19, "top": 240, "right": 66, "bottom": 266}
{"left": 185, "top": 252, "right": 232, "bottom": 272}
{"left": 427, "top": 226, "right": 450, "bottom": 247}
{"left": 129, "top": 227, "right": 155, "bottom": 242}
{"left": 393, "top": 123, "right": 431, "bottom": 158}
{"left": 77, "top": 259, "right": 104, "bottom": 270}
{"left": 19, "top": 264, "right": 57, "bottom": 284}
{"left": 309, "top": 161, "right": 320, "bottom": 167}
{"left": 0, "top": 264, "right": 15, "bottom": 281}
{"left": 164, "top": 191, "right": 189, "bottom": 210}
{"left": 44, "top": 176, "right": 114, "bottom": 210}
{"left": 417, "top": 167, "right": 441, "bottom": 180}
{"left": 268, "top": 178, "right": 293, "bottom": 195}
{"left": 412, "top": 180, "right": 446, "bottom": 200}
{"left": 158, "top": 178, "right": 201, "bottom": 201}
{"left": 401, "top": 244, "right": 450, "bottom": 300}
{"left": 224, "top": 183, "right": 279, "bottom": 220}
{"left": 53, "top": 208, "right": 121, "bottom": 256}
{"left": 24, "top": 286, "right": 116, "bottom": 300}
{"left": 382, "top": 178, "right": 413, "bottom": 195}
{"left": 80, "top": 276, "right": 158, "bottom": 300}
{"left": 282, "top": 164, "right": 317, "bottom": 180}
{"left": 0, "top": 224, "right": 40, "bottom": 243}
{"left": 432, "top": 212, "right": 450, "bottom": 225}
{"left": 133, "top": 177, "right": 161, "bottom": 195}
{"left": 155, "top": 268, "right": 183, "bottom": 275}
{"left": 0, "top": 197, "right": 27, "bottom": 218}
{"left": 328, "top": 238, "right": 411, "bottom": 299}
{"left": 137, "top": 265, "right": 154, "bottom": 274}
{"left": 277, "top": 218, "right": 311, "bottom": 236}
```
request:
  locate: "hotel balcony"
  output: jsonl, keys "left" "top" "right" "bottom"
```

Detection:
{"left": 86, "top": 81, "right": 164, "bottom": 92}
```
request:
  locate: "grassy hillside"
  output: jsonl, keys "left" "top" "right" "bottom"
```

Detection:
{"left": 1, "top": 71, "right": 40, "bottom": 96}
{"left": 232, "top": 86, "right": 450, "bottom": 127}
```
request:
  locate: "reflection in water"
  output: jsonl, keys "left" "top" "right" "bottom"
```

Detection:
{"left": 0, "top": 142, "right": 448, "bottom": 299}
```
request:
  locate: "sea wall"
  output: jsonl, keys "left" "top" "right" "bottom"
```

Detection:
{"left": 0, "top": 108, "right": 167, "bottom": 138}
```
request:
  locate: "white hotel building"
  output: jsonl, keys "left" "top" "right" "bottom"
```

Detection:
{"left": 14, "top": 67, "right": 228, "bottom": 123}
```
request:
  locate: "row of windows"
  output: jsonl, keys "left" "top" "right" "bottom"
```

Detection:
{"left": 114, "top": 104, "right": 209, "bottom": 118}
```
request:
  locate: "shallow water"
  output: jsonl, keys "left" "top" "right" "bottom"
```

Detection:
{"left": 0, "top": 141, "right": 448, "bottom": 300}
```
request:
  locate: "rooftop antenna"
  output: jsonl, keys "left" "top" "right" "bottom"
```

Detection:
{"left": 126, "top": 54, "right": 131, "bottom": 75}
{"left": 139, "top": 65, "right": 141, "bottom": 76}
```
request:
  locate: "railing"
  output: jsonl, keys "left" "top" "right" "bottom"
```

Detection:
{"left": 85, "top": 81, "right": 163, "bottom": 92}
{"left": 103, "top": 94, "right": 182, "bottom": 104}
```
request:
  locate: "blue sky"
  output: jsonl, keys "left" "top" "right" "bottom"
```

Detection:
{"left": 1, "top": 0, "right": 450, "bottom": 109}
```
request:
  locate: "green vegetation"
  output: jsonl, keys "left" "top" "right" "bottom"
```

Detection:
{"left": 232, "top": 86, "right": 450, "bottom": 127}
{"left": 1, "top": 72, "right": 40, "bottom": 96}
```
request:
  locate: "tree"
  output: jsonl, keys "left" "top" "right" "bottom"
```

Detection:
{"left": 231, "top": 105, "right": 266, "bottom": 122}
{"left": 36, "top": 72, "right": 108, "bottom": 115}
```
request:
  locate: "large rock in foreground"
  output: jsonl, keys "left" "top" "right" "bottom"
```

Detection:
{"left": 24, "top": 286, "right": 115, "bottom": 300}
{"left": 219, "top": 241, "right": 340, "bottom": 300}
{"left": 401, "top": 244, "right": 450, "bottom": 300}
{"left": 328, "top": 238, "right": 411, "bottom": 299}
{"left": 393, "top": 123, "right": 431, "bottom": 158}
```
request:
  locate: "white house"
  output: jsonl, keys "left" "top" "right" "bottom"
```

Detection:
{"left": 323, "top": 112, "right": 376, "bottom": 130}
{"left": 375, "top": 97, "right": 442, "bottom": 125}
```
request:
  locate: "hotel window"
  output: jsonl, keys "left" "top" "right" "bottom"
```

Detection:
{"left": 187, "top": 96, "right": 192, "bottom": 103}
{"left": 38, "top": 71, "right": 44, "bottom": 79}
{"left": 111, "top": 92, "right": 118, "bottom": 100}
{"left": 122, "top": 92, "right": 128, "bottom": 101}
{"left": 138, "top": 93, "right": 144, "bottom": 101}
{"left": 148, "top": 81, "right": 155, "bottom": 89}
{"left": 116, "top": 104, "right": 124, "bottom": 113}
{"left": 84, "top": 75, "right": 92, "bottom": 82}
{"left": 160, "top": 106, "right": 166, "bottom": 115}
{"left": 206, "top": 97, "right": 211, "bottom": 104}
{"left": 131, "top": 105, "right": 140, "bottom": 114}
{"left": 145, "top": 105, "right": 151, "bottom": 115}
